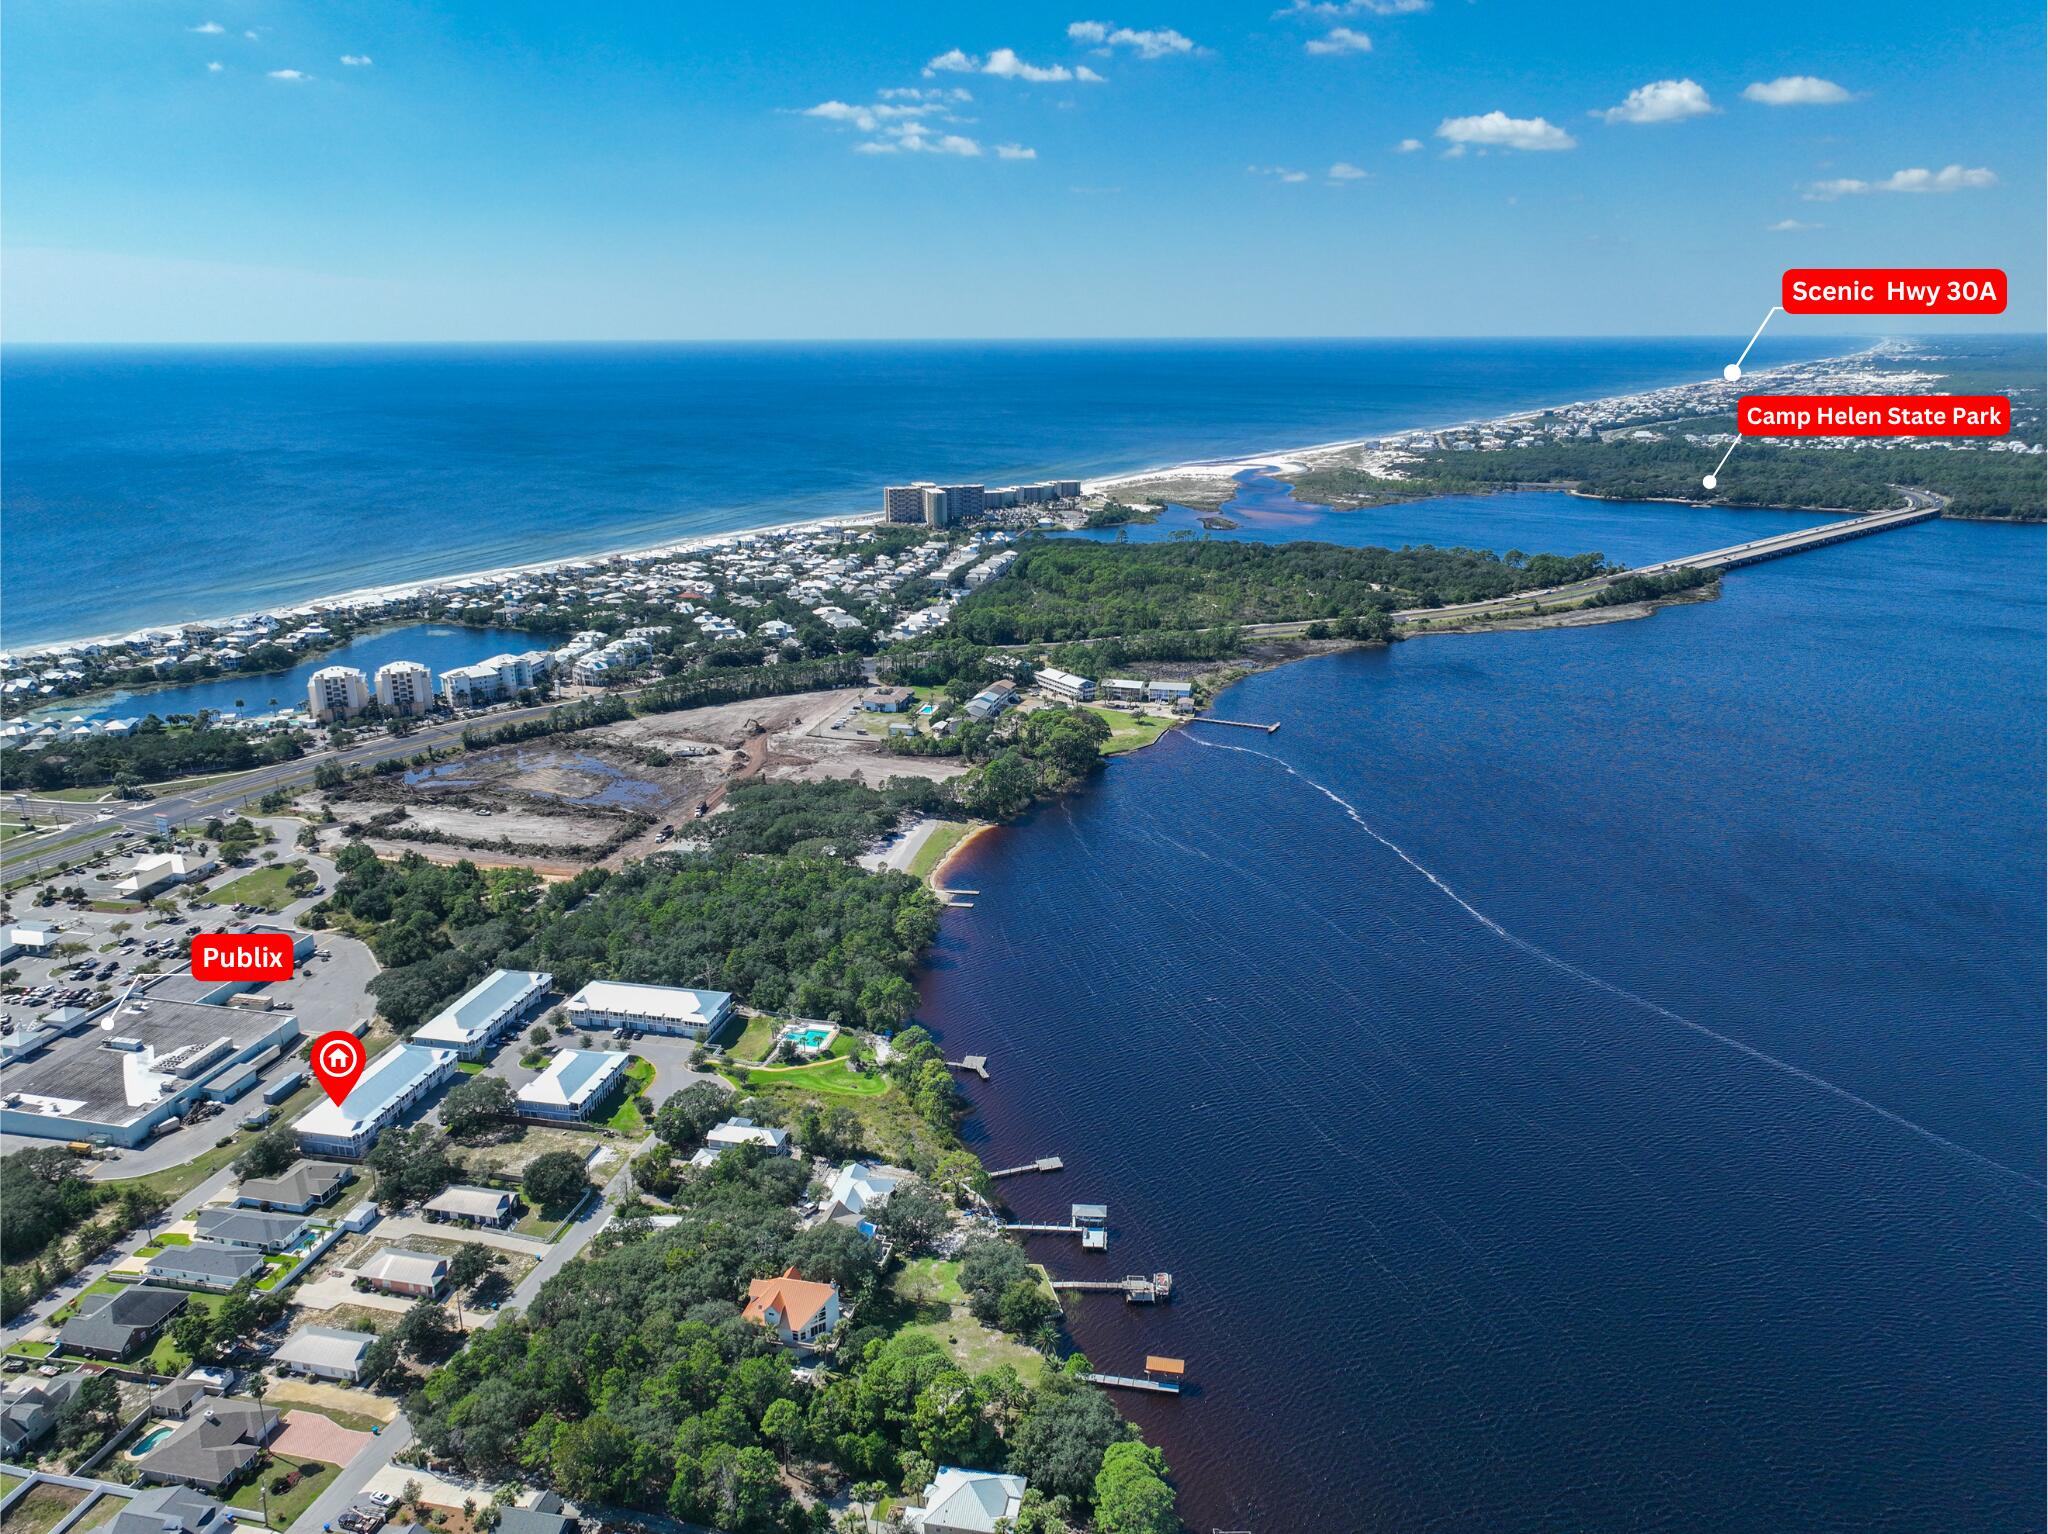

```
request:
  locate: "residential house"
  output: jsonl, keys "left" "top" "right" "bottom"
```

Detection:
{"left": 271, "top": 1326, "right": 376, "bottom": 1383}
{"left": 690, "top": 1117, "right": 792, "bottom": 1169}
{"left": 135, "top": 1398, "right": 278, "bottom": 1490}
{"left": 105, "top": 1486, "right": 237, "bottom": 1534}
{"left": 150, "top": 1380, "right": 210, "bottom": 1419}
{"left": 193, "top": 1208, "right": 309, "bottom": 1252}
{"left": 0, "top": 1371, "right": 90, "bottom": 1458}
{"left": 904, "top": 1468, "right": 1029, "bottom": 1534}
{"left": 234, "top": 1160, "right": 353, "bottom": 1214}
{"left": 143, "top": 1242, "right": 266, "bottom": 1293}
{"left": 421, "top": 1186, "right": 516, "bottom": 1228}
{"left": 823, "top": 1162, "right": 904, "bottom": 1238}
{"left": 58, "top": 1286, "right": 188, "bottom": 1360}
{"left": 352, "top": 1249, "right": 448, "bottom": 1298}
{"left": 741, "top": 1267, "right": 841, "bottom": 1351}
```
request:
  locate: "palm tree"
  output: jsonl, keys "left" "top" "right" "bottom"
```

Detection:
{"left": 249, "top": 1372, "right": 274, "bottom": 1526}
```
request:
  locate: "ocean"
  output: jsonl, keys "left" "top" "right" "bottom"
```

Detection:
{"left": 0, "top": 337, "right": 1859, "bottom": 649}
{"left": 922, "top": 483, "right": 2046, "bottom": 1532}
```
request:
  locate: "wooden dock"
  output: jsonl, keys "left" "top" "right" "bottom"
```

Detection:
{"left": 1001, "top": 1203, "right": 1108, "bottom": 1249}
{"left": 1190, "top": 717, "right": 1279, "bottom": 734}
{"left": 1084, "top": 1356, "right": 1186, "bottom": 1395}
{"left": 1052, "top": 1271, "right": 1173, "bottom": 1303}
{"left": 988, "top": 1156, "right": 1063, "bottom": 1179}
{"left": 944, "top": 1055, "right": 990, "bottom": 1080}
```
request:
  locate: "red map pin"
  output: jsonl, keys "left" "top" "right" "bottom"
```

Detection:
{"left": 310, "top": 1032, "right": 367, "bottom": 1105}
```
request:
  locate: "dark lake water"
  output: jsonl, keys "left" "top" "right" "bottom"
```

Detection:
{"left": 919, "top": 486, "right": 2046, "bottom": 1532}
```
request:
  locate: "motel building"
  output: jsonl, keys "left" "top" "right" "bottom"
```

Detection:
{"left": 563, "top": 979, "right": 735, "bottom": 1040}
{"left": 410, "top": 968, "right": 553, "bottom": 1061}
{"left": 517, "top": 1048, "right": 632, "bottom": 1122}
{"left": 292, "top": 1043, "right": 459, "bottom": 1158}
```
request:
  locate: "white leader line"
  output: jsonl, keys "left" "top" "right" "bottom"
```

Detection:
{"left": 1733, "top": 306, "right": 1782, "bottom": 372}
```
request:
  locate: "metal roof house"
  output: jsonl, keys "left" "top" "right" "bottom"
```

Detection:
{"left": 272, "top": 1325, "right": 376, "bottom": 1382}
{"left": 410, "top": 969, "right": 553, "bottom": 1060}
{"left": 904, "top": 1468, "right": 1029, "bottom": 1534}
{"left": 563, "top": 980, "right": 734, "bottom": 1040}
{"left": 516, "top": 1048, "right": 630, "bottom": 1121}
{"left": 422, "top": 1186, "right": 517, "bottom": 1227}
{"left": 293, "top": 1043, "right": 458, "bottom": 1157}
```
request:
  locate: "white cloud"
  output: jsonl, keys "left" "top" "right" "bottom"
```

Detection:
{"left": 339, "top": 54, "right": 372, "bottom": 67}
{"left": 267, "top": 69, "right": 308, "bottom": 81}
{"left": 1067, "top": 21, "right": 1199, "bottom": 58}
{"left": 802, "top": 99, "right": 945, "bottom": 134}
{"left": 880, "top": 86, "right": 970, "bottom": 102}
{"left": 1744, "top": 75, "right": 1851, "bottom": 106}
{"left": 206, "top": 60, "right": 224, "bottom": 73}
{"left": 1595, "top": 78, "right": 1715, "bottom": 124}
{"left": 931, "top": 47, "right": 1102, "bottom": 83}
{"left": 1275, "top": 0, "right": 1427, "bottom": 15}
{"left": 1328, "top": 161, "right": 1367, "bottom": 180}
{"left": 1768, "top": 218, "right": 1821, "bottom": 231}
{"left": 1250, "top": 165, "right": 1309, "bottom": 183}
{"left": 997, "top": 143, "right": 1038, "bottom": 159}
{"left": 1437, "top": 111, "right": 1575, "bottom": 151}
{"left": 1305, "top": 27, "right": 1372, "bottom": 54}
{"left": 189, "top": 20, "right": 224, "bottom": 34}
{"left": 1805, "top": 164, "right": 1996, "bottom": 199}
{"left": 1394, "top": 137, "right": 1423, "bottom": 152}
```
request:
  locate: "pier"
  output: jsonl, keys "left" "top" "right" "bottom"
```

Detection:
{"left": 988, "top": 1156, "right": 1063, "bottom": 1178}
{"left": 1084, "top": 1356, "right": 1186, "bottom": 1395}
{"left": 1052, "top": 1271, "right": 1173, "bottom": 1303}
{"left": 945, "top": 1054, "right": 990, "bottom": 1080}
{"left": 1189, "top": 717, "right": 1280, "bottom": 734}
{"left": 1002, "top": 1203, "right": 1109, "bottom": 1250}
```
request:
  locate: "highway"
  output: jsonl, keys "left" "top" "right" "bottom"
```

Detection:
{"left": 2, "top": 696, "right": 582, "bottom": 884}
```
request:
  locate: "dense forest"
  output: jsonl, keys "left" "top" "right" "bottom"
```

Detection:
{"left": 703, "top": 778, "right": 955, "bottom": 857}
{"left": 945, "top": 539, "right": 1613, "bottom": 644}
{"left": 1289, "top": 427, "right": 2047, "bottom": 523}
{"left": 408, "top": 1146, "right": 1175, "bottom": 1534}
{"left": 0, "top": 716, "right": 306, "bottom": 791}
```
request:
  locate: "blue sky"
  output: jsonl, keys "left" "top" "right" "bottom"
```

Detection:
{"left": 4, "top": 0, "right": 2042, "bottom": 340}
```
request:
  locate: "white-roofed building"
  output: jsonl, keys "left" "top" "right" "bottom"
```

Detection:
{"left": 564, "top": 980, "right": 735, "bottom": 1040}
{"left": 824, "top": 1161, "right": 904, "bottom": 1236}
{"left": 411, "top": 969, "right": 553, "bottom": 1060}
{"left": 271, "top": 1325, "right": 376, "bottom": 1382}
{"left": 690, "top": 1116, "right": 791, "bottom": 1168}
{"left": 517, "top": 1048, "right": 631, "bottom": 1121}
{"left": 293, "top": 1043, "right": 459, "bottom": 1157}
{"left": 1035, "top": 667, "right": 1095, "bottom": 703}
{"left": 904, "top": 1468, "right": 1028, "bottom": 1534}
{"left": 422, "top": 1185, "right": 517, "bottom": 1227}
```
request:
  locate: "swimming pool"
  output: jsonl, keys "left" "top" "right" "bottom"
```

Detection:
{"left": 129, "top": 1424, "right": 175, "bottom": 1456}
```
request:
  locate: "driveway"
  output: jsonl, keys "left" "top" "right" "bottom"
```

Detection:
{"left": 272, "top": 1409, "right": 375, "bottom": 1469}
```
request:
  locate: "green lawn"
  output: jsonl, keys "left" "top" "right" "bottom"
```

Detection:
{"left": 0, "top": 1473, "right": 23, "bottom": 1498}
{"left": 136, "top": 1232, "right": 192, "bottom": 1255}
{"left": 0, "top": 822, "right": 42, "bottom": 843}
{"left": 455, "top": 1061, "right": 487, "bottom": 1075}
{"left": 205, "top": 864, "right": 299, "bottom": 913}
{"left": 512, "top": 1189, "right": 590, "bottom": 1242}
{"left": 726, "top": 1014, "right": 781, "bottom": 1063}
{"left": 1085, "top": 706, "right": 1174, "bottom": 754}
{"left": 47, "top": 1278, "right": 127, "bottom": 1324}
{"left": 884, "top": 1257, "right": 1048, "bottom": 1385}
{"left": 147, "top": 1291, "right": 225, "bottom": 1373}
{"left": 907, "top": 821, "right": 978, "bottom": 882}
{"left": 253, "top": 1255, "right": 295, "bottom": 1291}
{"left": 226, "top": 1460, "right": 341, "bottom": 1529}
{"left": 719, "top": 1055, "right": 889, "bottom": 1097}
{"left": 5, "top": 1341, "right": 54, "bottom": 1359}
{"left": 66, "top": 1494, "right": 124, "bottom": 1534}
{"left": 602, "top": 1058, "right": 657, "bottom": 1132}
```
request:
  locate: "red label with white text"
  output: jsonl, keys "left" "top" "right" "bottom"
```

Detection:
{"left": 1737, "top": 395, "right": 2010, "bottom": 437}
{"left": 190, "top": 932, "right": 296, "bottom": 981}
{"left": 1781, "top": 268, "right": 2006, "bottom": 314}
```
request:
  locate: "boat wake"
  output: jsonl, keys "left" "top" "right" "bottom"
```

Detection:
{"left": 1187, "top": 732, "right": 2048, "bottom": 1204}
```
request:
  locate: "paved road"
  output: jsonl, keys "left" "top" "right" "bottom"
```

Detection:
{"left": 2, "top": 697, "right": 590, "bottom": 884}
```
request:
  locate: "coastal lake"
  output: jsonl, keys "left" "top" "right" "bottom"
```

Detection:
{"left": 1, "top": 338, "right": 1857, "bottom": 647}
{"left": 922, "top": 487, "right": 2046, "bottom": 1532}
{"left": 35, "top": 624, "right": 533, "bottom": 725}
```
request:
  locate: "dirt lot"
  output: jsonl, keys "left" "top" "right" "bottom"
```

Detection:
{"left": 453, "top": 1123, "right": 604, "bottom": 1182}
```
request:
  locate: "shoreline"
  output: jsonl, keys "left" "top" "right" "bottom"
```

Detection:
{"left": 10, "top": 346, "right": 1878, "bottom": 657}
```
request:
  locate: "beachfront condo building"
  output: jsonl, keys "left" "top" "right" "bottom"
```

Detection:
{"left": 373, "top": 660, "right": 433, "bottom": 716}
{"left": 884, "top": 483, "right": 936, "bottom": 523}
{"left": 306, "top": 665, "right": 370, "bottom": 722}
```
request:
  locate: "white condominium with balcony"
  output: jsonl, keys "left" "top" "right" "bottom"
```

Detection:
{"left": 306, "top": 665, "right": 370, "bottom": 722}
{"left": 373, "top": 660, "right": 432, "bottom": 716}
